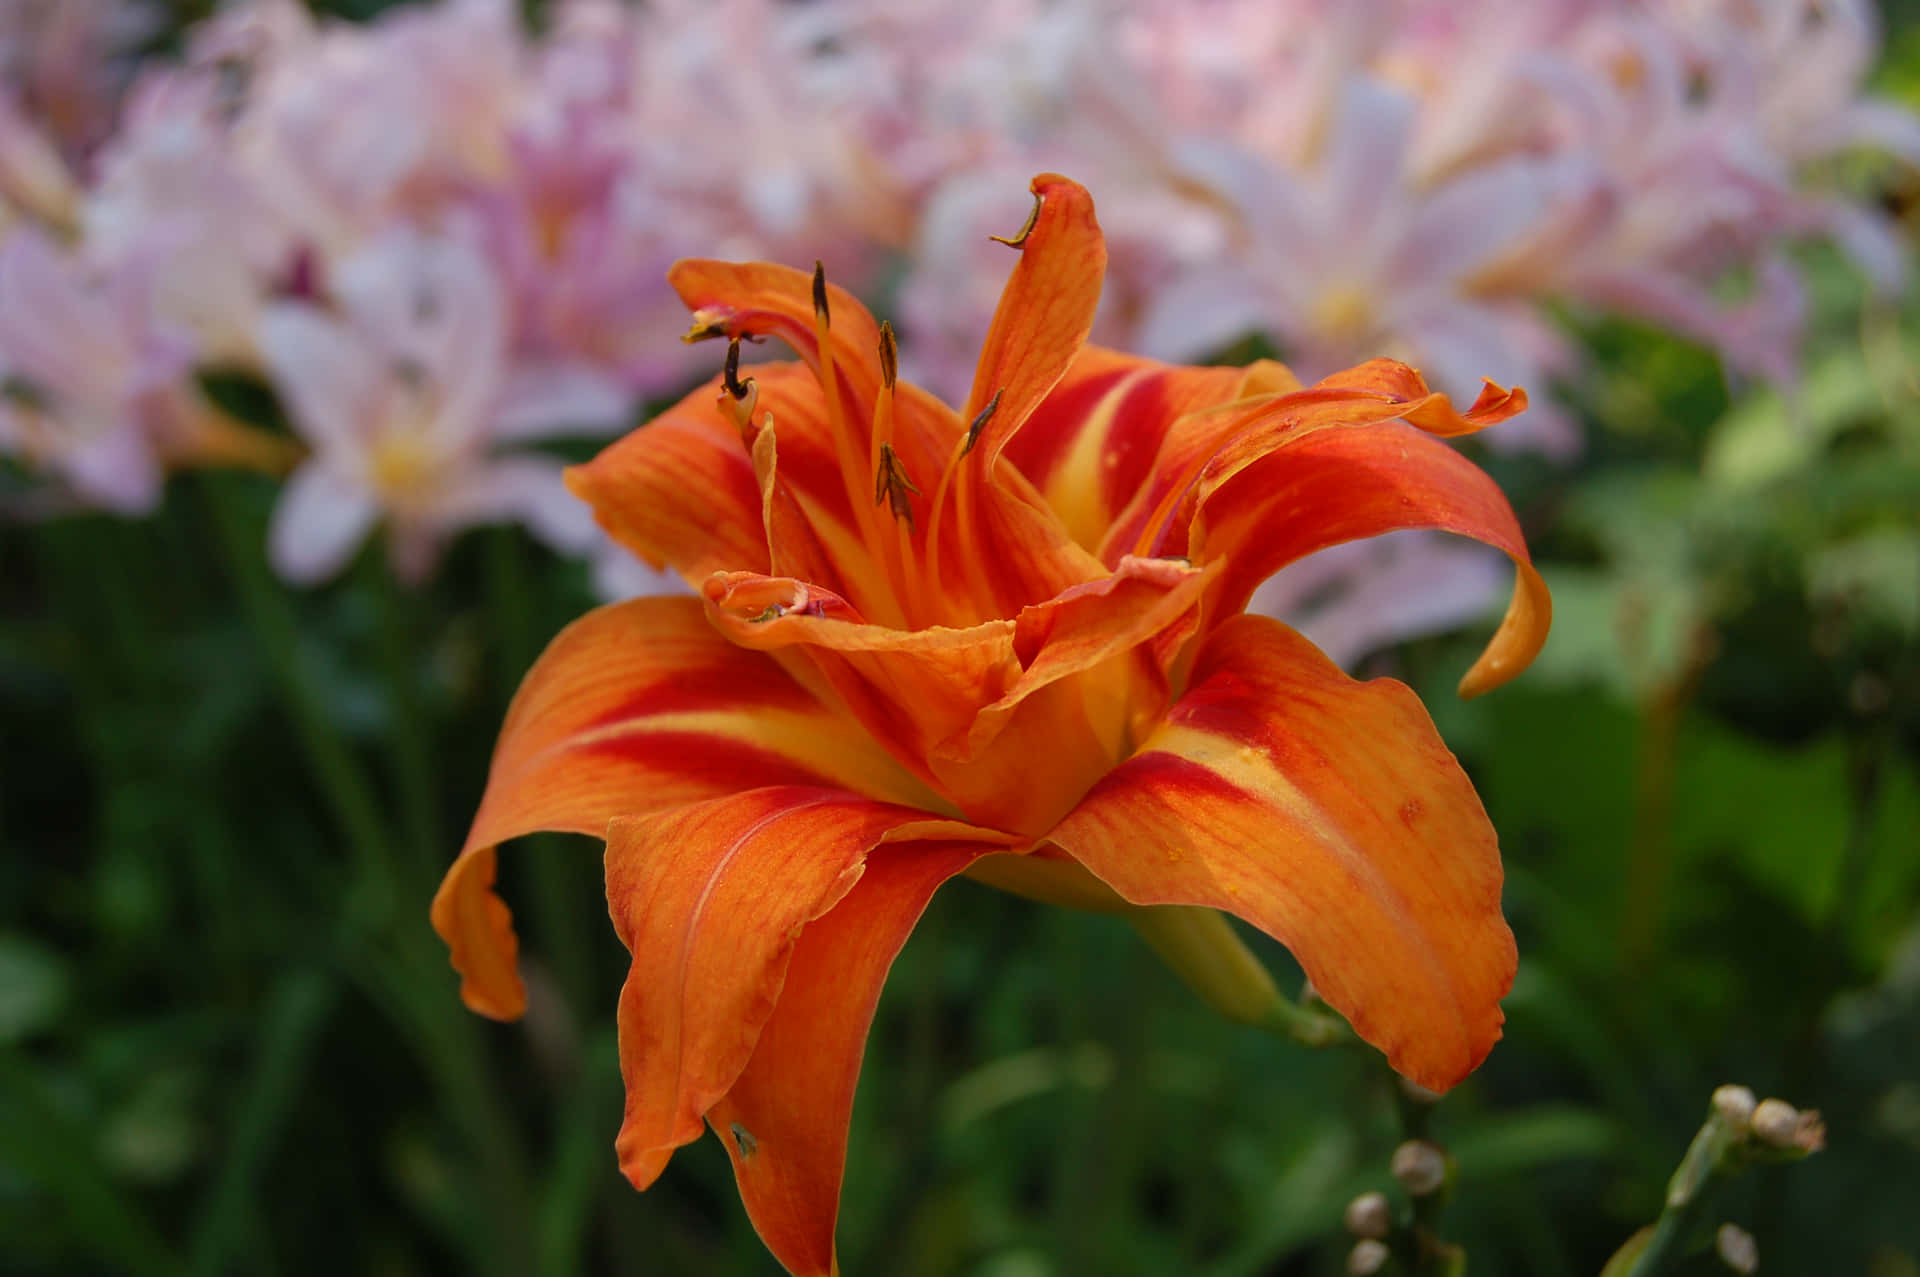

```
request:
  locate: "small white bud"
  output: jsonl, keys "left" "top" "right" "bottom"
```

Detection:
{"left": 1344, "top": 1191, "right": 1392, "bottom": 1239}
{"left": 1750, "top": 1098, "right": 1800, "bottom": 1147}
{"left": 1711, "top": 1084, "right": 1757, "bottom": 1129}
{"left": 1716, "top": 1222, "right": 1758, "bottom": 1274}
{"left": 1390, "top": 1139, "right": 1448, "bottom": 1197}
{"left": 1348, "top": 1238, "right": 1392, "bottom": 1275}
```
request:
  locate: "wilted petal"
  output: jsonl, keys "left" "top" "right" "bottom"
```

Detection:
{"left": 1048, "top": 614, "right": 1517, "bottom": 1091}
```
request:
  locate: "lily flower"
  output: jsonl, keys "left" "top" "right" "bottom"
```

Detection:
{"left": 433, "top": 175, "right": 1551, "bottom": 1275}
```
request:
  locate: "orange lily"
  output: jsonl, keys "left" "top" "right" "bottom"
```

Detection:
{"left": 432, "top": 174, "right": 1551, "bottom": 1275}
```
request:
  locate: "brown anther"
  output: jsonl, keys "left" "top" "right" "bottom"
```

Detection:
{"left": 683, "top": 312, "right": 730, "bottom": 343}
{"left": 723, "top": 338, "right": 753, "bottom": 400}
{"left": 812, "top": 260, "right": 830, "bottom": 324}
{"left": 962, "top": 388, "right": 1003, "bottom": 456}
{"left": 874, "top": 441, "right": 921, "bottom": 531}
{"left": 877, "top": 321, "right": 898, "bottom": 390}
{"left": 989, "top": 189, "right": 1043, "bottom": 248}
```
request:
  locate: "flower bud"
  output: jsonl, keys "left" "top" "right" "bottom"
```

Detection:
{"left": 1344, "top": 1190, "right": 1392, "bottom": 1239}
{"left": 1715, "top": 1223, "right": 1757, "bottom": 1274}
{"left": 1750, "top": 1097, "right": 1797, "bottom": 1142}
{"left": 1749, "top": 1097, "right": 1825, "bottom": 1153}
{"left": 1348, "top": 1238, "right": 1392, "bottom": 1276}
{"left": 1711, "top": 1084, "right": 1756, "bottom": 1130}
{"left": 1390, "top": 1139, "right": 1448, "bottom": 1197}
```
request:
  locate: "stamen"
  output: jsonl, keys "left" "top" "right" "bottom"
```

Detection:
{"left": 723, "top": 338, "right": 752, "bottom": 399}
{"left": 961, "top": 388, "right": 1003, "bottom": 456}
{"left": 684, "top": 312, "right": 730, "bottom": 343}
{"left": 718, "top": 337, "right": 758, "bottom": 432}
{"left": 874, "top": 442, "right": 920, "bottom": 532}
{"left": 812, "top": 260, "right": 830, "bottom": 324}
{"left": 989, "top": 190, "right": 1043, "bottom": 249}
{"left": 877, "top": 321, "right": 898, "bottom": 390}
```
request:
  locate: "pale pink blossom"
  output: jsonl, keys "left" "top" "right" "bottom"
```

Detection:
{"left": 258, "top": 230, "right": 596, "bottom": 584}
{"left": 0, "top": 227, "right": 197, "bottom": 512}
{"left": 1250, "top": 531, "right": 1509, "bottom": 672}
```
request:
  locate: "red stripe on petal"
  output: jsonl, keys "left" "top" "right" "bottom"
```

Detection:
{"left": 430, "top": 598, "right": 928, "bottom": 1021}
{"left": 1192, "top": 419, "right": 1549, "bottom": 695}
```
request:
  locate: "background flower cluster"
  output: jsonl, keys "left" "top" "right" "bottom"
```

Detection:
{"left": 2, "top": 0, "right": 1913, "bottom": 651}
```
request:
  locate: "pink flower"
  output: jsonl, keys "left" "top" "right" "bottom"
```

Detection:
{"left": 0, "top": 226, "right": 184, "bottom": 513}
{"left": 1137, "top": 78, "right": 1585, "bottom": 455}
{"left": 258, "top": 229, "right": 596, "bottom": 583}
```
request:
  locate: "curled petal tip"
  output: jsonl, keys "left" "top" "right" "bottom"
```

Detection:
{"left": 1457, "top": 560, "right": 1552, "bottom": 699}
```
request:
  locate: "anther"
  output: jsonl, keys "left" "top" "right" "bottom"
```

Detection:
{"left": 962, "top": 388, "right": 1003, "bottom": 456}
{"left": 812, "top": 261, "right": 830, "bottom": 324}
{"left": 730, "top": 1122, "right": 759, "bottom": 1159}
{"left": 723, "top": 338, "right": 752, "bottom": 399}
{"left": 989, "top": 189, "right": 1043, "bottom": 249}
{"left": 874, "top": 442, "right": 921, "bottom": 531}
{"left": 683, "top": 311, "right": 730, "bottom": 343}
{"left": 877, "top": 321, "right": 898, "bottom": 390}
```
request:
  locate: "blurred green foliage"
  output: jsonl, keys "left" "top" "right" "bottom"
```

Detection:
{"left": 5, "top": 12, "right": 1920, "bottom": 1277}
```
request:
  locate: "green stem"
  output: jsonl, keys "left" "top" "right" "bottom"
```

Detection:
{"left": 1619, "top": 1110, "right": 1742, "bottom": 1277}
{"left": 188, "top": 968, "right": 339, "bottom": 1275}
{"left": 200, "top": 476, "right": 395, "bottom": 921}
{"left": 371, "top": 559, "right": 444, "bottom": 877}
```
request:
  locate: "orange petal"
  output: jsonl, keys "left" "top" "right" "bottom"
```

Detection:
{"left": 605, "top": 788, "right": 1001, "bottom": 1191}
{"left": 1005, "top": 344, "right": 1287, "bottom": 553}
{"left": 960, "top": 173, "right": 1107, "bottom": 470}
{"left": 430, "top": 597, "right": 932, "bottom": 1020}
{"left": 703, "top": 570, "right": 1021, "bottom": 802}
{"left": 1310, "top": 358, "right": 1529, "bottom": 437}
{"left": 706, "top": 839, "right": 989, "bottom": 1277}
{"left": 1100, "top": 365, "right": 1525, "bottom": 567}
{"left": 1187, "top": 417, "right": 1549, "bottom": 696}
{"left": 1046, "top": 614, "right": 1517, "bottom": 1091}
{"left": 705, "top": 557, "right": 1211, "bottom": 838}
{"left": 931, "top": 555, "right": 1213, "bottom": 835}
{"left": 564, "top": 369, "right": 778, "bottom": 585}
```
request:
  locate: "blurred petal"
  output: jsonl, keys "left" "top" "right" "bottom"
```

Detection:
{"left": 432, "top": 454, "right": 597, "bottom": 551}
{"left": 430, "top": 597, "right": 933, "bottom": 1020}
{"left": 494, "top": 362, "right": 635, "bottom": 440}
{"left": 267, "top": 463, "right": 379, "bottom": 584}
{"left": 256, "top": 305, "right": 381, "bottom": 453}
{"left": 1048, "top": 614, "right": 1516, "bottom": 1090}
